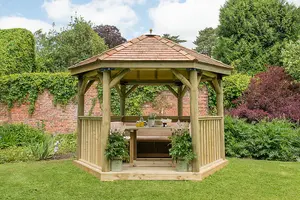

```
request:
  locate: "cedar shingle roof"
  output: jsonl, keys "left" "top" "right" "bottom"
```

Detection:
{"left": 70, "top": 34, "right": 232, "bottom": 69}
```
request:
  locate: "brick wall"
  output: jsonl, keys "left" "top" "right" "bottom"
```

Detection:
{"left": 0, "top": 83, "right": 208, "bottom": 134}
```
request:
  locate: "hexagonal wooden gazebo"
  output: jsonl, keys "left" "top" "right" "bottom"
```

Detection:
{"left": 69, "top": 34, "right": 233, "bottom": 181}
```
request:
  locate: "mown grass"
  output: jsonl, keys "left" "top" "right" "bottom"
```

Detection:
{"left": 0, "top": 158, "right": 299, "bottom": 200}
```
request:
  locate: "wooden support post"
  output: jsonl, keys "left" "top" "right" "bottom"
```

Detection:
{"left": 120, "top": 85, "right": 126, "bottom": 116}
{"left": 177, "top": 85, "right": 183, "bottom": 117}
{"left": 216, "top": 77, "right": 225, "bottom": 159}
{"left": 130, "top": 130, "right": 137, "bottom": 166}
{"left": 77, "top": 75, "right": 85, "bottom": 160}
{"left": 101, "top": 70, "right": 111, "bottom": 172}
{"left": 189, "top": 70, "right": 200, "bottom": 172}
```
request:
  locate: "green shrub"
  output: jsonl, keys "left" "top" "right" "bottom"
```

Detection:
{"left": 0, "top": 28, "right": 35, "bottom": 75}
{"left": 282, "top": 39, "right": 300, "bottom": 82}
{"left": 0, "top": 146, "right": 34, "bottom": 164}
{"left": 223, "top": 73, "right": 251, "bottom": 108}
{"left": 225, "top": 116, "right": 300, "bottom": 161}
{"left": 0, "top": 123, "right": 46, "bottom": 149}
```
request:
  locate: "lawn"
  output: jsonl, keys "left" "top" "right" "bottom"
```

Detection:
{"left": 0, "top": 158, "right": 299, "bottom": 200}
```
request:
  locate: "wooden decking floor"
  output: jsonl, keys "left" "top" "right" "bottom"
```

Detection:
{"left": 74, "top": 159, "right": 228, "bottom": 181}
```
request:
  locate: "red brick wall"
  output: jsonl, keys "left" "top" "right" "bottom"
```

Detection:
{"left": 0, "top": 83, "right": 208, "bottom": 134}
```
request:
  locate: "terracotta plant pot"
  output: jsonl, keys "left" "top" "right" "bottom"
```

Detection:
{"left": 110, "top": 158, "right": 123, "bottom": 172}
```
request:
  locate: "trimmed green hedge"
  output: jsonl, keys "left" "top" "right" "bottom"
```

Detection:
{"left": 225, "top": 116, "right": 300, "bottom": 161}
{"left": 0, "top": 28, "right": 35, "bottom": 75}
{"left": 0, "top": 73, "right": 77, "bottom": 114}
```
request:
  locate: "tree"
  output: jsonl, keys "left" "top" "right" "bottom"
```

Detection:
{"left": 213, "top": 0, "right": 300, "bottom": 75}
{"left": 35, "top": 16, "right": 108, "bottom": 72}
{"left": 230, "top": 67, "right": 300, "bottom": 122}
{"left": 0, "top": 28, "right": 35, "bottom": 75}
{"left": 93, "top": 25, "right": 126, "bottom": 48}
{"left": 194, "top": 27, "right": 217, "bottom": 56}
{"left": 282, "top": 39, "right": 300, "bottom": 81}
{"left": 162, "top": 34, "right": 186, "bottom": 43}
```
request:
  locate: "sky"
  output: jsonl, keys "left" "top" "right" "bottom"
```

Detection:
{"left": 0, "top": 0, "right": 299, "bottom": 48}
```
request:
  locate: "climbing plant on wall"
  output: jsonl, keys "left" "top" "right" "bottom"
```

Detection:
{"left": 0, "top": 73, "right": 167, "bottom": 116}
{"left": 0, "top": 73, "right": 77, "bottom": 114}
{"left": 97, "top": 84, "right": 166, "bottom": 116}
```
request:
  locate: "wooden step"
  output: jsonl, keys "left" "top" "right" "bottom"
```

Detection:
{"left": 133, "top": 160, "right": 174, "bottom": 167}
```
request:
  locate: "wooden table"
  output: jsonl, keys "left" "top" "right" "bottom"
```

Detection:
{"left": 124, "top": 126, "right": 175, "bottom": 166}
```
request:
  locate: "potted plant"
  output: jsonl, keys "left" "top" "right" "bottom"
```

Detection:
{"left": 169, "top": 129, "right": 196, "bottom": 172}
{"left": 105, "top": 131, "right": 129, "bottom": 172}
{"left": 148, "top": 113, "right": 156, "bottom": 127}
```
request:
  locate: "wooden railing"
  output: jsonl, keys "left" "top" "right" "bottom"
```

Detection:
{"left": 198, "top": 116, "right": 224, "bottom": 167}
{"left": 78, "top": 116, "right": 102, "bottom": 167}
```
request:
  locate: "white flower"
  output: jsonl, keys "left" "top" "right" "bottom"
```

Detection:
{"left": 54, "top": 146, "right": 59, "bottom": 153}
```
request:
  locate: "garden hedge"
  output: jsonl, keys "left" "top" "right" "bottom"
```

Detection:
{"left": 0, "top": 28, "right": 35, "bottom": 75}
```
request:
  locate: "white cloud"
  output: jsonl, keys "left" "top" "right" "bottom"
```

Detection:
{"left": 149, "top": 0, "right": 225, "bottom": 48}
{"left": 42, "top": 0, "right": 144, "bottom": 36}
{"left": 287, "top": 0, "right": 300, "bottom": 6}
{"left": 149, "top": 0, "right": 300, "bottom": 48}
{"left": 0, "top": 16, "right": 53, "bottom": 32}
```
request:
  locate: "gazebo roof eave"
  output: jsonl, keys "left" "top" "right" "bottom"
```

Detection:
{"left": 69, "top": 59, "right": 232, "bottom": 76}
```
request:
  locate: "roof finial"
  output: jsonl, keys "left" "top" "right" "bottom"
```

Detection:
{"left": 149, "top": 28, "right": 153, "bottom": 34}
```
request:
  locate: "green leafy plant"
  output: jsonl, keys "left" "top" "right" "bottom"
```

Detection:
{"left": 105, "top": 131, "right": 129, "bottom": 160}
{"left": 0, "top": 123, "right": 47, "bottom": 149}
{"left": 30, "top": 135, "right": 54, "bottom": 161}
{"left": 148, "top": 113, "right": 156, "bottom": 120}
{"left": 169, "top": 129, "right": 196, "bottom": 162}
{"left": 225, "top": 116, "right": 300, "bottom": 161}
